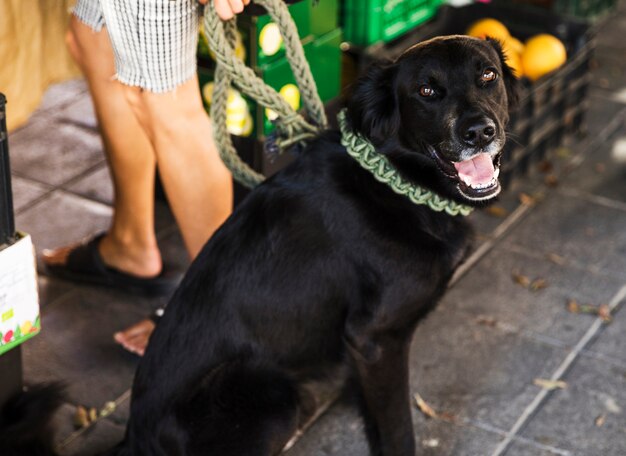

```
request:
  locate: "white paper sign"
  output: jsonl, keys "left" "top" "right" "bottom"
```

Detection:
{"left": 0, "top": 233, "right": 40, "bottom": 355}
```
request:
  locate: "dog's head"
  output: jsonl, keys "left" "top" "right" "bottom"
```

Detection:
{"left": 346, "top": 35, "right": 519, "bottom": 204}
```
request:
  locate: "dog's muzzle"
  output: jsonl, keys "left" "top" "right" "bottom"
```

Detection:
{"left": 429, "top": 147, "right": 502, "bottom": 201}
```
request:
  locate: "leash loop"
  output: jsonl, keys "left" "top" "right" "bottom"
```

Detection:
{"left": 204, "top": 0, "right": 327, "bottom": 188}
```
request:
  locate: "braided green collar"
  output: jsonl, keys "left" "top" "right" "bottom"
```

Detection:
{"left": 337, "top": 109, "right": 473, "bottom": 217}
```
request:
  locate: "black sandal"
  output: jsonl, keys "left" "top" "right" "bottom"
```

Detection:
{"left": 43, "top": 233, "right": 179, "bottom": 297}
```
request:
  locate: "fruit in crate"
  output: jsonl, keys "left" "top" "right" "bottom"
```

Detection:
{"left": 521, "top": 34, "right": 567, "bottom": 81}
{"left": 466, "top": 18, "right": 510, "bottom": 41}
{"left": 467, "top": 19, "right": 523, "bottom": 76}
{"left": 265, "top": 83, "right": 301, "bottom": 121}
{"left": 504, "top": 49, "right": 523, "bottom": 78}
{"left": 259, "top": 23, "right": 284, "bottom": 57}
{"left": 202, "top": 83, "right": 253, "bottom": 137}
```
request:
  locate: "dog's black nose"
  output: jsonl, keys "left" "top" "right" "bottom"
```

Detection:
{"left": 460, "top": 120, "right": 496, "bottom": 147}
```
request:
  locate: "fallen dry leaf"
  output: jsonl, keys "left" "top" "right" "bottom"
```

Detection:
{"left": 413, "top": 393, "right": 457, "bottom": 423}
{"left": 533, "top": 378, "right": 567, "bottom": 391}
{"left": 544, "top": 174, "right": 559, "bottom": 187}
{"left": 598, "top": 304, "right": 613, "bottom": 323}
{"left": 595, "top": 414, "right": 607, "bottom": 427}
{"left": 74, "top": 405, "right": 89, "bottom": 429}
{"left": 476, "top": 315, "right": 498, "bottom": 327}
{"left": 546, "top": 253, "right": 567, "bottom": 266}
{"left": 100, "top": 401, "right": 117, "bottom": 418}
{"left": 567, "top": 299, "right": 580, "bottom": 314}
{"left": 566, "top": 300, "right": 612, "bottom": 322}
{"left": 512, "top": 270, "right": 531, "bottom": 288}
{"left": 519, "top": 192, "right": 535, "bottom": 206}
{"left": 414, "top": 393, "right": 438, "bottom": 419}
{"left": 485, "top": 205, "right": 508, "bottom": 218}
{"left": 530, "top": 278, "right": 548, "bottom": 291}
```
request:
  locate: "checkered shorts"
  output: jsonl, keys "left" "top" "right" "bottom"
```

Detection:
{"left": 73, "top": 0, "right": 200, "bottom": 93}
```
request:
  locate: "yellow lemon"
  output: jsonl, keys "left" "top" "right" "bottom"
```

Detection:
{"left": 521, "top": 34, "right": 567, "bottom": 81}
{"left": 466, "top": 18, "right": 510, "bottom": 41}
{"left": 279, "top": 84, "right": 300, "bottom": 111}
{"left": 226, "top": 91, "right": 248, "bottom": 115}
{"left": 265, "top": 84, "right": 301, "bottom": 122}
{"left": 259, "top": 23, "right": 283, "bottom": 56}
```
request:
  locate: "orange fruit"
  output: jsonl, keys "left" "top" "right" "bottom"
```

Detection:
{"left": 466, "top": 18, "right": 510, "bottom": 42}
{"left": 503, "top": 36, "right": 524, "bottom": 56}
{"left": 521, "top": 34, "right": 567, "bottom": 81}
{"left": 504, "top": 50, "right": 523, "bottom": 78}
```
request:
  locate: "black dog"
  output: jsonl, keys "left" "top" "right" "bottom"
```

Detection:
{"left": 116, "top": 35, "right": 517, "bottom": 456}
{"left": 1, "top": 35, "right": 517, "bottom": 456}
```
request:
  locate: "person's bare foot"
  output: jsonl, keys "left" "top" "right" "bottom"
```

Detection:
{"left": 113, "top": 318, "right": 156, "bottom": 356}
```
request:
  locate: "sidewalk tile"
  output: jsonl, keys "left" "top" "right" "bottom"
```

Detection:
{"left": 9, "top": 116, "right": 103, "bottom": 187}
{"left": 585, "top": 292, "right": 626, "bottom": 365}
{"left": 15, "top": 191, "right": 111, "bottom": 268}
{"left": 441, "top": 245, "right": 623, "bottom": 346}
{"left": 285, "top": 401, "right": 369, "bottom": 455}
{"left": 561, "top": 127, "right": 626, "bottom": 204}
{"left": 502, "top": 193, "right": 626, "bottom": 281}
{"left": 409, "top": 307, "right": 566, "bottom": 431}
{"left": 58, "top": 419, "right": 125, "bottom": 456}
{"left": 11, "top": 175, "right": 51, "bottom": 213}
{"left": 519, "top": 356, "right": 626, "bottom": 456}
{"left": 22, "top": 286, "right": 164, "bottom": 408}
{"left": 38, "top": 275, "right": 75, "bottom": 309}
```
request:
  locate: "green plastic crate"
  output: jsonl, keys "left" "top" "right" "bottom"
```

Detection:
{"left": 198, "top": 28, "right": 342, "bottom": 139}
{"left": 342, "top": 0, "right": 442, "bottom": 46}
{"left": 199, "top": 0, "right": 339, "bottom": 68}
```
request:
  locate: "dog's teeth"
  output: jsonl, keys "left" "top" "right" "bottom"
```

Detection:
{"left": 468, "top": 176, "right": 498, "bottom": 190}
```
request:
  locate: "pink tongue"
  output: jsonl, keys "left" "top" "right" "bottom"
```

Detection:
{"left": 453, "top": 153, "right": 495, "bottom": 186}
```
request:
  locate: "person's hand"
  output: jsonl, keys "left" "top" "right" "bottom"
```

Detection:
{"left": 199, "top": 0, "right": 251, "bottom": 20}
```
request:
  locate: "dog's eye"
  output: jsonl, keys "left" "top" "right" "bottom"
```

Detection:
{"left": 419, "top": 85, "right": 436, "bottom": 97}
{"left": 481, "top": 69, "right": 497, "bottom": 83}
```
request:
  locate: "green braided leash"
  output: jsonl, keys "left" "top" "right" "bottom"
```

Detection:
{"left": 204, "top": 0, "right": 327, "bottom": 188}
{"left": 337, "top": 109, "right": 474, "bottom": 217}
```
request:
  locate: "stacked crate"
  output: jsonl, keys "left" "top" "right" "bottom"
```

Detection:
{"left": 197, "top": 0, "right": 341, "bottom": 140}
{"left": 341, "top": 0, "right": 443, "bottom": 46}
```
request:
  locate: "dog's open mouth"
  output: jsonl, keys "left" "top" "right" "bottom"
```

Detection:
{"left": 430, "top": 148, "right": 501, "bottom": 201}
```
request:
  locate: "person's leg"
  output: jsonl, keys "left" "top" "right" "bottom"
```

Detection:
{"left": 43, "top": 16, "right": 162, "bottom": 278}
{"left": 97, "top": 0, "right": 233, "bottom": 258}
{"left": 123, "top": 78, "right": 233, "bottom": 258}
{"left": 103, "top": 0, "right": 232, "bottom": 355}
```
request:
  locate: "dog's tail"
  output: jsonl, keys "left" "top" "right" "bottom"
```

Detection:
{"left": 0, "top": 383, "right": 66, "bottom": 456}
{"left": 179, "top": 359, "right": 303, "bottom": 456}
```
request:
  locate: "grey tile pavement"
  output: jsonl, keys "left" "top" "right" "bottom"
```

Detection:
{"left": 3, "top": 2, "right": 626, "bottom": 455}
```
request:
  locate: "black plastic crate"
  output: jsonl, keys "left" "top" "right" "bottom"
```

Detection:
{"left": 501, "top": 0, "right": 618, "bottom": 21}
{"left": 346, "top": 3, "right": 594, "bottom": 189}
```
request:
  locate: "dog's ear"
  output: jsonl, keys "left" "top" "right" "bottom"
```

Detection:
{"left": 486, "top": 38, "right": 520, "bottom": 110}
{"left": 346, "top": 62, "right": 399, "bottom": 143}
